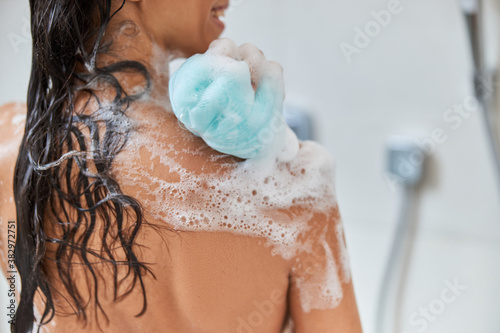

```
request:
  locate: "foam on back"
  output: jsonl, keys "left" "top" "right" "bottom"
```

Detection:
{"left": 111, "top": 39, "right": 351, "bottom": 313}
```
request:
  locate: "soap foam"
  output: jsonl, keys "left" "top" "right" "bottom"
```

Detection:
{"left": 115, "top": 107, "right": 351, "bottom": 313}
{"left": 110, "top": 38, "right": 351, "bottom": 313}
{"left": 295, "top": 233, "right": 343, "bottom": 312}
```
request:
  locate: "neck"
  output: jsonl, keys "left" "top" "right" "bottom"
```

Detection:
{"left": 95, "top": 20, "right": 183, "bottom": 108}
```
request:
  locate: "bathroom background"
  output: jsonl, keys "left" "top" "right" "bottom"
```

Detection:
{"left": 1, "top": 0, "right": 500, "bottom": 332}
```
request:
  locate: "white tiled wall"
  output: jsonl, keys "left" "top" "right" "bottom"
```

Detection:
{"left": 1, "top": 0, "right": 500, "bottom": 332}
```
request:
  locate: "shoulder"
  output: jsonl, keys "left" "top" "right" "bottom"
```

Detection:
{"left": 0, "top": 102, "right": 26, "bottom": 278}
{"left": 0, "top": 102, "right": 26, "bottom": 143}
{"left": 115, "top": 104, "right": 338, "bottom": 226}
{"left": 0, "top": 102, "right": 26, "bottom": 176}
{"left": 0, "top": 102, "right": 26, "bottom": 167}
{"left": 113, "top": 103, "right": 340, "bottom": 244}
{"left": 114, "top": 102, "right": 242, "bottom": 177}
{"left": 280, "top": 143, "right": 361, "bottom": 331}
{"left": 0, "top": 102, "right": 26, "bottom": 122}
{"left": 288, "top": 140, "right": 337, "bottom": 197}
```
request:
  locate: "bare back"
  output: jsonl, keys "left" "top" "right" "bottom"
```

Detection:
{"left": 0, "top": 102, "right": 362, "bottom": 333}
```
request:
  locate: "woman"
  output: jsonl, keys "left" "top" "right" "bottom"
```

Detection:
{"left": 0, "top": 0, "right": 363, "bottom": 332}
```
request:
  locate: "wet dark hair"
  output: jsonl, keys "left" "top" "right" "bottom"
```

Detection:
{"left": 13, "top": 1, "right": 153, "bottom": 332}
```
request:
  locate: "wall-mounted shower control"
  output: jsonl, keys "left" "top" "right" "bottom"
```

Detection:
{"left": 386, "top": 136, "right": 426, "bottom": 186}
{"left": 283, "top": 105, "right": 314, "bottom": 141}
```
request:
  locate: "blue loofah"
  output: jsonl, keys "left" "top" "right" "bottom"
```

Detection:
{"left": 169, "top": 50, "right": 289, "bottom": 160}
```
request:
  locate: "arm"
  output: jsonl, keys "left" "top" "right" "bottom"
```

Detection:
{"left": 0, "top": 102, "right": 26, "bottom": 278}
{"left": 287, "top": 205, "right": 363, "bottom": 332}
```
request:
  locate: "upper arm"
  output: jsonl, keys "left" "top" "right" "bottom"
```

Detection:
{"left": 0, "top": 102, "right": 26, "bottom": 278}
{"left": 0, "top": 102, "right": 26, "bottom": 149}
{"left": 287, "top": 205, "right": 363, "bottom": 333}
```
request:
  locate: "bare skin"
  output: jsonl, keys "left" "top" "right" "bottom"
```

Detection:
{"left": 0, "top": 0, "right": 363, "bottom": 332}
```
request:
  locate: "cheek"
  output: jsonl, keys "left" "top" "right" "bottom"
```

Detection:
{"left": 146, "top": 0, "right": 218, "bottom": 55}
{"left": 187, "top": 10, "right": 219, "bottom": 53}
{"left": 175, "top": 6, "right": 208, "bottom": 40}
{"left": 148, "top": 0, "right": 199, "bottom": 35}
